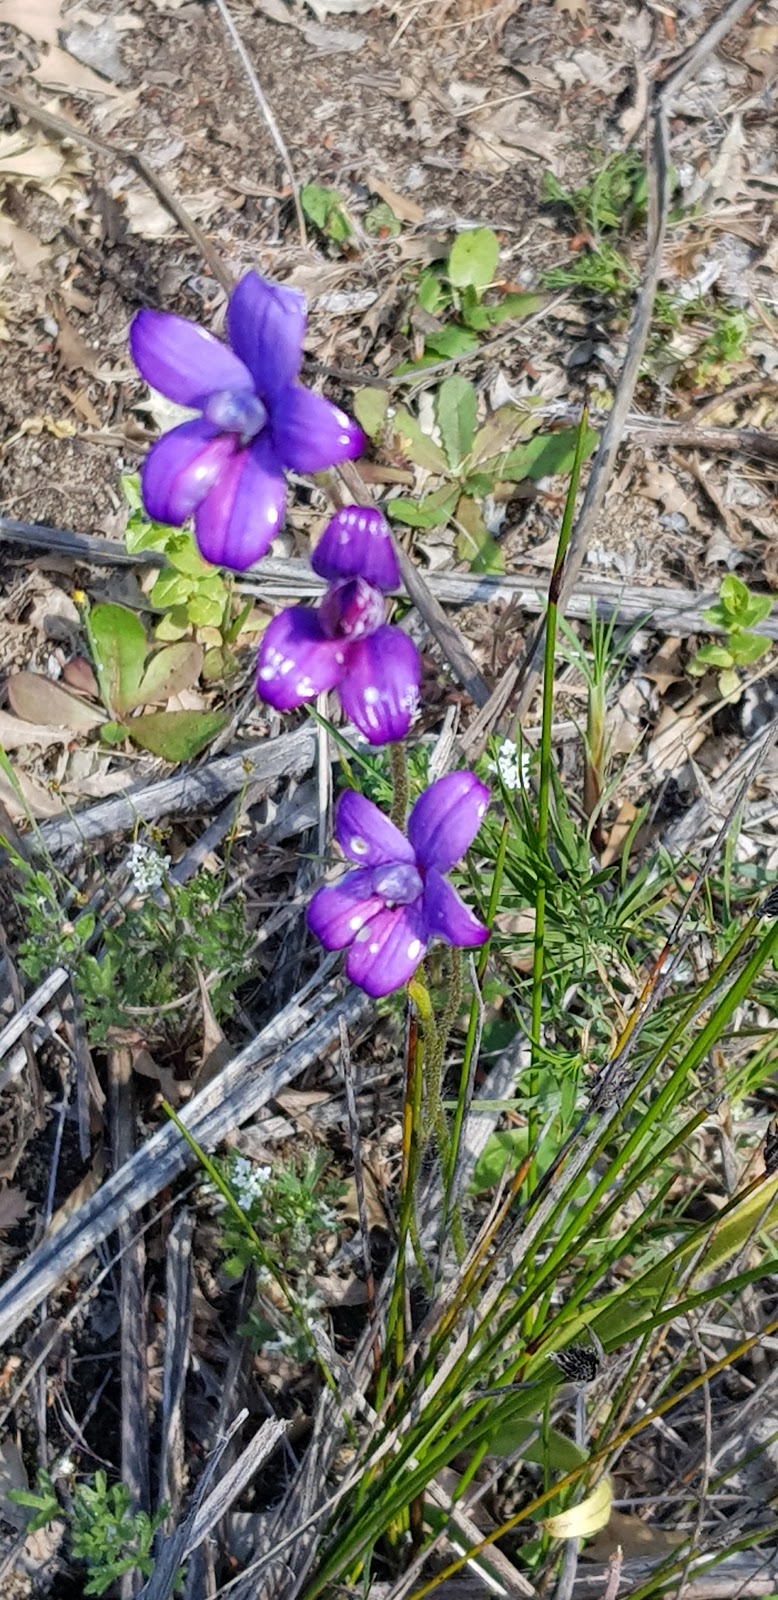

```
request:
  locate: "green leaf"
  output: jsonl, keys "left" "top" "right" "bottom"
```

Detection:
{"left": 387, "top": 485, "right": 459, "bottom": 529}
{"left": 365, "top": 201, "right": 401, "bottom": 238}
{"left": 166, "top": 533, "right": 213, "bottom": 577}
{"left": 454, "top": 495, "right": 504, "bottom": 575}
{"left": 489, "top": 291, "right": 544, "bottom": 325}
{"left": 423, "top": 325, "right": 479, "bottom": 360}
{"left": 154, "top": 606, "right": 189, "bottom": 642}
{"left": 691, "top": 642, "right": 735, "bottom": 671}
{"left": 727, "top": 631, "right": 771, "bottom": 666}
{"left": 301, "top": 183, "right": 351, "bottom": 243}
{"left": 391, "top": 407, "right": 448, "bottom": 473}
{"left": 718, "top": 573, "right": 751, "bottom": 621}
{"left": 99, "top": 721, "right": 128, "bottom": 746}
{"left": 124, "top": 516, "right": 171, "bottom": 556}
{"left": 740, "top": 593, "right": 773, "bottom": 628}
{"left": 502, "top": 425, "right": 598, "bottom": 482}
{"left": 150, "top": 570, "right": 192, "bottom": 610}
{"left": 188, "top": 592, "right": 225, "bottom": 629}
{"left": 127, "top": 709, "right": 229, "bottom": 762}
{"left": 87, "top": 604, "right": 147, "bottom": 716}
{"left": 459, "top": 286, "right": 491, "bottom": 330}
{"left": 471, "top": 1129, "right": 527, "bottom": 1193}
{"left": 417, "top": 266, "right": 449, "bottom": 316}
{"left": 448, "top": 227, "right": 499, "bottom": 291}
{"left": 136, "top": 642, "right": 204, "bottom": 705}
{"left": 353, "top": 386, "right": 390, "bottom": 441}
{"left": 436, "top": 376, "right": 477, "bottom": 470}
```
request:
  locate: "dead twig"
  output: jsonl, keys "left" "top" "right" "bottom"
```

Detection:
{"left": 209, "top": 0, "right": 306, "bottom": 247}
{"left": 0, "top": 88, "right": 232, "bottom": 293}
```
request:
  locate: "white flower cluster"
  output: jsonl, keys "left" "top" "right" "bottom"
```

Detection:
{"left": 492, "top": 738, "right": 531, "bottom": 793}
{"left": 126, "top": 841, "right": 170, "bottom": 895}
{"left": 230, "top": 1155, "right": 271, "bottom": 1209}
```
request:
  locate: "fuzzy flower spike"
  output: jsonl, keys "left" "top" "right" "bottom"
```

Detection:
{"left": 256, "top": 506, "right": 421, "bottom": 746}
{"left": 308, "top": 773, "right": 490, "bottom": 997}
{"left": 129, "top": 273, "right": 364, "bottom": 572}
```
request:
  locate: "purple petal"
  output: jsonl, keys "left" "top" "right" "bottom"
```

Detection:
{"left": 141, "top": 419, "right": 237, "bottom": 525}
{"left": 345, "top": 905, "right": 427, "bottom": 997}
{"left": 307, "top": 869, "right": 384, "bottom": 952}
{"left": 271, "top": 387, "right": 364, "bottom": 474}
{"left": 130, "top": 310, "right": 252, "bottom": 407}
{"left": 194, "top": 438, "right": 285, "bottom": 571}
{"left": 338, "top": 626, "right": 421, "bottom": 747}
{"left": 256, "top": 607, "right": 345, "bottom": 711}
{"left": 422, "top": 868, "right": 490, "bottom": 949}
{"left": 227, "top": 273, "right": 306, "bottom": 405}
{"left": 408, "top": 772, "right": 490, "bottom": 873}
{"left": 335, "top": 790, "right": 415, "bottom": 868}
{"left": 319, "top": 577, "right": 385, "bottom": 642}
{"left": 312, "top": 507, "right": 400, "bottom": 593}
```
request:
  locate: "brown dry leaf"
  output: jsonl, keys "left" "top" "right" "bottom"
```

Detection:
{"left": 638, "top": 460, "right": 707, "bottom": 535}
{"left": 0, "top": 765, "right": 63, "bottom": 820}
{"left": 0, "top": 0, "right": 58, "bottom": 43}
{"left": 555, "top": 0, "right": 586, "bottom": 11}
{"left": 647, "top": 694, "right": 709, "bottom": 779}
{"left": 340, "top": 1166, "right": 388, "bottom": 1230}
{"left": 51, "top": 297, "right": 98, "bottom": 377}
{"left": 367, "top": 174, "right": 424, "bottom": 224}
{"left": 0, "top": 709, "right": 71, "bottom": 750}
{"left": 195, "top": 965, "right": 232, "bottom": 1087}
{"left": 0, "top": 1187, "right": 30, "bottom": 1232}
{"left": 585, "top": 1509, "right": 684, "bottom": 1563}
{"left": 601, "top": 800, "right": 639, "bottom": 869}
{"left": 313, "top": 1273, "right": 367, "bottom": 1307}
{"left": 644, "top": 637, "right": 685, "bottom": 695}
{"left": 751, "top": 23, "right": 778, "bottom": 50}
{"left": 0, "top": 214, "right": 50, "bottom": 273}
{"left": 131, "top": 1046, "right": 184, "bottom": 1106}
{"left": 7, "top": 671, "right": 105, "bottom": 731}
{"left": 62, "top": 656, "right": 100, "bottom": 697}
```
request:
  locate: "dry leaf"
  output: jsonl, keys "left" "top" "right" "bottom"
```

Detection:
{"left": 647, "top": 694, "right": 709, "bottom": 778}
{"left": 46, "top": 1153, "right": 105, "bottom": 1236}
{"left": 555, "top": 0, "right": 586, "bottom": 11}
{"left": 340, "top": 1166, "right": 388, "bottom": 1230}
{"left": 123, "top": 187, "right": 175, "bottom": 238}
{"left": 0, "top": 765, "right": 63, "bottom": 820}
{"left": 0, "top": 1187, "right": 30, "bottom": 1232}
{"left": 195, "top": 966, "right": 232, "bottom": 1086}
{"left": 0, "top": 214, "right": 50, "bottom": 272}
{"left": 368, "top": 174, "right": 424, "bottom": 224}
{"left": 0, "top": 708, "right": 73, "bottom": 750}
{"left": 132, "top": 1046, "right": 184, "bottom": 1106}
{"left": 601, "top": 800, "right": 640, "bottom": 868}
{"left": 51, "top": 297, "right": 98, "bottom": 376}
{"left": 7, "top": 671, "right": 105, "bottom": 731}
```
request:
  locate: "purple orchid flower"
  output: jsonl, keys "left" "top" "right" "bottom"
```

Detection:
{"left": 129, "top": 272, "right": 364, "bottom": 573}
{"left": 307, "top": 773, "right": 490, "bottom": 997}
{"left": 255, "top": 506, "right": 421, "bottom": 746}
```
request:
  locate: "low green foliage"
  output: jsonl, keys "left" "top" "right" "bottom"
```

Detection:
{"left": 689, "top": 573, "right": 773, "bottom": 697}
{"left": 400, "top": 226, "right": 542, "bottom": 372}
{"left": 10, "top": 1469, "right": 168, "bottom": 1596}
{"left": 301, "top": 183, "right": 353, "bottom": 247}
{"left": 18, "top": 862, "right": 253, "bottom": 1043}
{"left": 84, "top": 598, "right": 228, "bottom": 761}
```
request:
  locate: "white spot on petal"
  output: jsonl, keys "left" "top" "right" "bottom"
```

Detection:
{"left": 350, "top": 837, "right": 368, "bottom": 856}
{"left": 476, "top": 801, "right": 486, "bottom": 817}
{"left": 369, "top": 942, "right": 379, "bottom": 954}
{"left": 354, "top": 926, "right": 371, "bottom": 943}
{"left": 363, "top": 686, "right": 380, "bottom": 705}
{"left": 267, "top": 505, "right": 279, "bottom": 527}
{"left": 349, "top": 914, "right": 364, "bottom": 931}
{"left": 407, "top": 939, "right": 422, "bottom": 961}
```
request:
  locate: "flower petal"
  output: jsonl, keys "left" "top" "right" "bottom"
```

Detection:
{"left": 271, "top": 387, "right": 364, "bottom": 474}
{"left": 338, "top": 627, "right": 420, "bottom": 748}
{"left": 307, "top": 870, "right": 384, "bottom": 951}
{"left": 334, "top": 790, "right": 415, "bottom": 868}
{"left": 141, "top": 419, "right": 237, "bottom": 525}
{"left": 130, "top": 310, "right": 252, "bottom": 407}
{"left": 256, "top": 607, "right": 345, "bottom": 710}
{"left": 227, "top": 272, "right": 306, "bottom": 404}
{"left": 194, "top": 438, "right": 285, "bottom": 571}
{"left": 422, "top": 868, "right": 490, "bottom": 949}
{"left": 345, "top": 905, "right": 427, "bottom": 997}
{"left": 311, "top": 507, "right": 400, "bottom": 593}
{"left": 408, "top": 772, "right": 490, "bottom": 873}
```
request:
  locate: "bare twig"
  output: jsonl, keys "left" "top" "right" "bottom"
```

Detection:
{"left": 209, "top": 0, "right": 306, "bottom": 246}
{"left": 0, "top": 88, "right": 232, "bottom": 292}
{"left": 158, "top": 1211, "right": 195, "bottom": 1523}
{"left": 109, "top": 1046, "right": 150, "bottom": 1598}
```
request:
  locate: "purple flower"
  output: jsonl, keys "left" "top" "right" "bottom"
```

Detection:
{"left": 255, "top": 506, "right": 421, "bottom": 746}
{"left": 129, "top": 273, "right": 365, "bottom": 573}
{"left": 307, "top": 774, "right": 490, "bottom": 997}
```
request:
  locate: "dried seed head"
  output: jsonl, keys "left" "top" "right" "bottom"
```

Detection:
{"left": 764, "top": 1120, "right": 778, "bottom": 1175}
{"left": 553, "top": 1344, "right": 601, "bottom": 1384}
{"left": 761, "top": 884, "right": 778, "bottom": 920}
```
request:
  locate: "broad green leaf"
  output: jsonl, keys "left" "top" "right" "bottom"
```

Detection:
{"left": 718, "top": 668, "right": 740, "bottom": 699}
{"left": 460, "top": 288, "right": 492, "bottom": 331}
{"left": 542, "top": 1475, "right": 612, "bottom": 1540}
{"left": 485, "top": 1416, "right": 587, "bottom": 1473}
{"left": 99, "top": 721, "right": 128, "bottom": 746}
{"left": 364, "top": 201, "right": 401, "bottom": 238}
{"left": 739, "top": 592, "right": 773, "bottom": 628}
{"left": 300, "top": 183, "right": 351, "bottom": 243}
{"left": 502, "top": 424, "right": 598, "bottom": 482}
{"left": 391, "top": 407, "right": 448, "bottom": 473}
{"left": 127, "top": 709, "right": 228, "bottom": 762}
{"left": 472, "top": 404, "right": 539, "bottom": 466}
{"left": 489, "top": 291, "right": 544, "bottom": 325}
{"left": 124, "top": 517, "right": 171, "bottom": 556}
{"left": 87, "top": 604, "right": 147, "bottom": 717}
{"left": 166, "top": 533, "right": 213, "bottom": 577}
{"left": 353, "top": 386, "right": 390, "bottom": 441}
{"left": 188, "top": 592, "right": 225, "bottom": 629}
{"left": 436, "top": 376, "right": 477, "bottom": 470}
{"left": 150, "top": 570, "right": 192, "bottom": 610}
{"left": 448, "top": 227, "right": 499, "bottom": 291}
{"left": 424, "top": 325, "right": 479, "bottom": 360}
{"left": 691, "top": 642, "right": 734, "bottom": 671}
{"left": 728, "top": 631, "right": 771, "bottom": 666}
{"left": 154, "top": 606, "right": 189, "bottom": 642}
{"left": 718, "top": 573, "right": 751, "bottom": 621}
{"left": 417, "top": 266, "right": 449, "bottom": 316}
{"left": 387, "top": 485, "right": 459, "bottom": 529}
{"left": 454, "top": 495, "right": 504, "bottom": 575}
{"left": 136, "top": 642, "right": 203, "bottom": 706}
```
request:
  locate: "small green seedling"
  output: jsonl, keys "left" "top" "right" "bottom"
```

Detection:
{"left": 123, "top": 475, "right": 253, "bottom": 676}
{"left": 688, "top": 574, "right": 773, "bottom": 698}
{"left": 85, "top": 601, "right": 228, "bottom": 760}
{"left": 10, "top": 1469, "right": 168, "bottom": 1596}
{"left": 301, "top": 183, "right": 353, "bottom": 248}
{"left": 402, "top": 226, "right": 542, "bottom": 369}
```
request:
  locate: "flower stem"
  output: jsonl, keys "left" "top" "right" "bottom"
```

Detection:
{"left": 389, "top": 741, "right": 409, "bottom": 830}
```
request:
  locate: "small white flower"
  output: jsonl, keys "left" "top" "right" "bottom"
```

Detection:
{"left": 491, "top": 738, "right": 531, "bottom": 793}
{"left": 230, "top": 1155, "right": 271, "bottom": 1209}
{"left": 126, "top": 841, "right": 170, "bottom": 895}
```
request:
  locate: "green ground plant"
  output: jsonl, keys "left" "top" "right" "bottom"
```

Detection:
{"left": 688, "top": 573, "right": 773, "bottom": 697}
{"left": 10, "top": 1469, "right": 168, "bottom": 1595}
